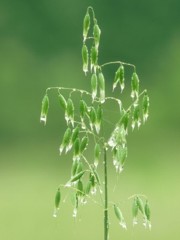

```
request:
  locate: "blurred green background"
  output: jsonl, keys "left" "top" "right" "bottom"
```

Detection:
{"left": 0, "top": 0, "right": 180, "bottom": 239}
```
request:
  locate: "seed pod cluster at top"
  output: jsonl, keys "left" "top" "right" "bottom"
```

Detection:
{"left": 82, "top": 9, "right": 101, "bottom": 75}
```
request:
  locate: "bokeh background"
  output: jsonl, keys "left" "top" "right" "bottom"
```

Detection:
{"left": 1, "top": 0, "right": 180, "bottom": 239}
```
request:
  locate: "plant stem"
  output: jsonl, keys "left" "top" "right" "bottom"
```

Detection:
{"left": 104, "top": 146, "right": 109, "bottom": 240}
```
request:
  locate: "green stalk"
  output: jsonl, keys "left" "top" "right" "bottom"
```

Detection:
{"left": 104, "top": 146, "right": 109, "bottom": 240}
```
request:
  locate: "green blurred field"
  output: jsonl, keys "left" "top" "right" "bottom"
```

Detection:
{"left": 0, "top": 1, "right": 180, "bottom": 239}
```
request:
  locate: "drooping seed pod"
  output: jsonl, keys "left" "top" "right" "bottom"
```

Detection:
{"left": 89, "top": 172, "right": 97, "bottom": 195}
{"left": 113, "top": 204, "right": 127, "bottom": 229}
{"left": 119, "top": 65, "right": 125, "bottom": 92}
{"left": 91, "top": 73, "right": 98, "bottom": 101}
{"left": 120, "top": 110, "right": 129, "bottom": 133}
{"left": 95, "top": 104, "right": 103, "bottom": 134}
{"left": 73, "top": 138, "right": 80, "bottom": 160}
{"left": 136, "top": 197, "right": 144, "bottom": 214}
{"left": 66, "top": 98, "right": 74, "bottom": 126}
{"left": 71, "top": 159, "right": 79, "bottom": 177}
{"left": 83, "top": 11, "right": 90, "bottom": 41}
{"left": 75, "top": 161, "right": 83, "bottom": 175}
{"left": 132, "top": 197, "right": 139, "bottom": 226}
{"left": 77, "top": 180, "right": 84, "bottom": 196}
{"left": 40, "top": 94, "right": 49, "bottom": 125}
{"left": 144, "top": 200, "right": 151, "bottom": 230}
{"left": 89, "top": 107, "right": 97, "bottom": 130}
{"left": 72, "top": 193, "right": 78, "bottom": 218}
{"left": 113, "top": 67, "right": 120, "bottom": 91}
{"left": 80, "top": 136, "right": 89, "bottom": 153}
{"left": 91, "top": 166, "right": 101, "bottom": 185}
{"left": 112, "top": 145, "right": 127, "bottom": 173}
{"left": 108, "top": 125, "right": 127, "bottom": 149}
{"left": 93, "top": 23, "right": 101, "bottom": 49}
{"left": 58, "top": 93, "right": 67, "bottom": 111}
{"left": 132, "top": 103, "right": 141, "bottom": 130}
{"left": 90, "top": 46, "right": 98, "bottom": 72}
{"left": 89, "top": 172, "right": 95, "bottom": 187}
{"left": 116, "top": 145, "right": 127, "bottom": 172}
{"left": 98, "top": 72, "right": 105, "bottom": 103}
{"left": 144, "top": 200, "right": 151, "bottom": 221}
{"left": 55, "top": 188, "right": 61, "bottom": 209}
{"left": 82, "top": 44, "right": 89, "bottom": 74}
{"left": 71, "top": 126, "right": 80, "bottom": 144}
{"left": 59, "top": 128, "right": 72, "bottom": 154}
{"left": 79, "top": 99, "right": 87, "bottom": 119}
{"left": 70, "top": 170, "right": 85, "bottom": 182}
{"left": 142, "top": 91, "right": 150, "bottom": 122}
{"left": 53, "top": 188, "right": 61, "bottom": 218}
{"left": 85, "top": 181, "right": 92, "bottom": 195}
{"left": 131, "top": 72, "right": 139, "bottom": 98}
{"left": 94, "top": 143, "right": 101, "bottom": 168}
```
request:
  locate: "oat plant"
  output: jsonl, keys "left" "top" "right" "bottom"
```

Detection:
{"left": 40, "top": 6, "right": 151, "bottom": 240}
